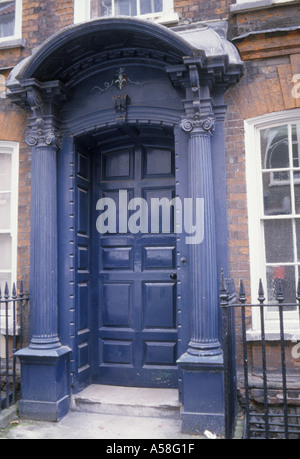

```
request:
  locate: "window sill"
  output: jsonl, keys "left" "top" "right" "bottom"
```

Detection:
{"left": 0, "top": 326, "right": 20, "bottom": 336}
{"left": 230, "top": 0, "right": 300, "bottom": 13}
{"left": 0, "top": 38, "right": 26, "bottom": 51}
{"left": 141, "top": 12, "right": 179, "bottom": 25}
{"left": 77, "top": 13, "right": 179, "bottom": 26}
{"left": 247, "top": 329, "right": 300, "bottom": 341}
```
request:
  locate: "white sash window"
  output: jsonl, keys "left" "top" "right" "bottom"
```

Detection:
{"left": 74, "top": 0, "right": 178, "bottom": 24}
{"left": 0, "top": 142, "right": 18, "bottom": 334}
{"left": 245, "top": 110, "right": 300, "bottom": 337}
{"left": 0, "top": 0, "right": 22, "bottom": 43}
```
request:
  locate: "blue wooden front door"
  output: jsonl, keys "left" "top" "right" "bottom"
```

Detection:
{"left": 92, "top": 134, "right": 178, "bottom": 388}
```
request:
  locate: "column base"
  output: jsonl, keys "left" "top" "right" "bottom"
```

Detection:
{"left": 177, "top": 352, "right": 225, "bottom": 437}
{"left": 15, "top": 345, "right": 71, "bottom": 422}
{"left": 18, "top": 396, "right": 70, "bottom": 422}
{"left": 181, "top": 412, "right": 225, "bottom": 436}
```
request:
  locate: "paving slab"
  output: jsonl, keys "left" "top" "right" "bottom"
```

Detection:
{"left": 0, "top": 410, "right": 205, "bottom": 440}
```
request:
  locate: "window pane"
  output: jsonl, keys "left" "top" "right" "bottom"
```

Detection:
{"left": 140, "top": 0, "right": 163, "bottom": 14}
{"left": 90, "top": 0, "right": 163, "bottom": 17}
{"left": 0, "top": 192, "right": 11, "bottom": 230}
{"left": 262, "top": 171, "right": 291, "bottom": 215}
{"left": 0, "top": 272, "right": 10, "bottom": 293}
{"left": 0, "top": 233, "right": 12, "bottom": 270}
{"left": 0, "top": 1, "right": 15, "bottom": 38}
{"left": 266, "top": 265, "right": 296, "bottom": 306}
{"left": 292, "top": 124, "right": 300, "bottom": 168}
{"left": 90, "top": 0, "right": 112, "bottom": 17}
{"left": 260, "top": 125, "right": 289, "bottom": 170}
{"left": 264, "top": 219, "right": 294, "bottom": 263}
{"left": 0, "top": 152, "right": 11, "bottom": 191}
{"left": 294, "top": 171, "right": 300, "bottom": 214}
{"left": 115, "top": 0, "right": 137, "bottom": 15}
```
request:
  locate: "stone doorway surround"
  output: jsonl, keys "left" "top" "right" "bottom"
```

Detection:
{"left": 6, "top": 17, "right": 243, "bottom": 434}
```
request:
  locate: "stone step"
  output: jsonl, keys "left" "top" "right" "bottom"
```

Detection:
{"left": 71, "top": 384, "right": 181, "bottom": 420}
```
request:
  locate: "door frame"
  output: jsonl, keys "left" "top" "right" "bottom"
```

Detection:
{"left": 58, "top": 107, "right": 229, "bottom": 412}
{"left": 73, "top": 126, "right": 182, "bottom": 390}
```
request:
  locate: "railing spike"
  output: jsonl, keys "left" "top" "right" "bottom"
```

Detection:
{"left": 276, "top": 278, "right": 284, "bottom": 304}
{"left": 0, "top": 279, "right": 29, "bottom": 413}
{"left": 220, "top": 268, "right": 226, "bottom": 293}
{"left": 239, "top": 280, "right": 246, "bottom": 304}
{"left": 258, "top": 278, "right": 265, "bottom": 304}
{"left": 219, "top": 269, "right": 229, "bottom": 307}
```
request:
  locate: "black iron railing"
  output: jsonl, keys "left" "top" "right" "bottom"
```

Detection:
{"left": 0, "top": 282, "right": 28, "bottom": 413}
{"left": 221, "top": 271, "right": 300, "bottom": 439}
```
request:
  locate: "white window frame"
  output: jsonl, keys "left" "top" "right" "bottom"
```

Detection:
{"left": 236, "top": 0, "right": 294, "bottom": 3}
{"left": 231, "top": 0, "right": 298, "bottom": 14}
{"left": 0, "top": 0, "right": 22, "bottom": 44}
{"left": 245, "top": 109, "right": 300, "bottom": 340}
{"left": 74, "top": 0, "right": 178, "bottom": 25}
{"left": 0, "top": 141, "right": 19, "bottom": 335}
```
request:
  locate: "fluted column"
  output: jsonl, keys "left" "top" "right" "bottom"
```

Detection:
{"left": 26, "top": 128, "right": 62, "bottom": 349}
{"left": 15, "top": 83, "right": 71, "bottom": 422}
{"left": 180, "top": 114, "right": 222, "bottom": 358}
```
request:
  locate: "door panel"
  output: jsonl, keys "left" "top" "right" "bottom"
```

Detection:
{"left": 93, "top": 138, "right": 178, "bottom": 388}
{"left": 143, "top": 246, "right": 175, "bottom": 270}
{"left": 143, "top": 282, "right": 176, "bottom": 329}
{"left": 143, "top": 147, "right": 174, "bottom": 178}
{"left": 102, "top": 282, "right": 132, "bottom": 327}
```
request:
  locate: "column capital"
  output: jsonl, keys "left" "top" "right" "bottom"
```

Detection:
{"left": 24, "top": 83, "right": 65, "bottom": 149}
{"left": 180, "top": 114, "right": 215, "bottom": 136}
{"left": 26, "top": 126, "right": 62, "bottom": 149}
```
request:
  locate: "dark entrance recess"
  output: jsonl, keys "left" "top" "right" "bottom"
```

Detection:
{"left": 75, "top": 126, "right": 178, "bottom": 388}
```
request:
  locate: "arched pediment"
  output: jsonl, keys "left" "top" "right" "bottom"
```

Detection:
{"left": 7, "top": 17, "right": 243, "bottom": 92}
{"left": 9, "top": 18, "right": 194, "bottom": 87}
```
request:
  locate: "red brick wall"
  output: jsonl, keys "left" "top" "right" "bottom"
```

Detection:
{"left": 174, "top": 0, "right": 231, "bottom": 21}
{"left": 224, "top": 92, "right": 250, "bottom": 290}
{"left": 0, "top": 1, "right": 74, "bottom": 69}
{"left": 22, "top": 0, "right": 74, "bottom": 52}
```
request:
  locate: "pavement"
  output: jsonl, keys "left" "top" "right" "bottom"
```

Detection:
{"left": 0, "top": 385, "right": 244, "bottom": 440}
{"left": 0, "top": 385, "right": 208, "bottom": 440}
{"left": 0, "top": 409, "right": 207, "bottom": 440}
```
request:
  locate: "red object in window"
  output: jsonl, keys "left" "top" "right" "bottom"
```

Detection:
{"left": 273, "top": 266, "right": 285, "bottom": 279}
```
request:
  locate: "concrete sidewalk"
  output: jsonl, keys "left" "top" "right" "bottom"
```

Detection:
{"left": 0, "top": 385, "right": 210, "bottom": 440}
{"left": 0, "top": 409, "right": 205, "bottom": 440}
{"left": 0, "top": 384, "right": 242, "bottom": 440}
